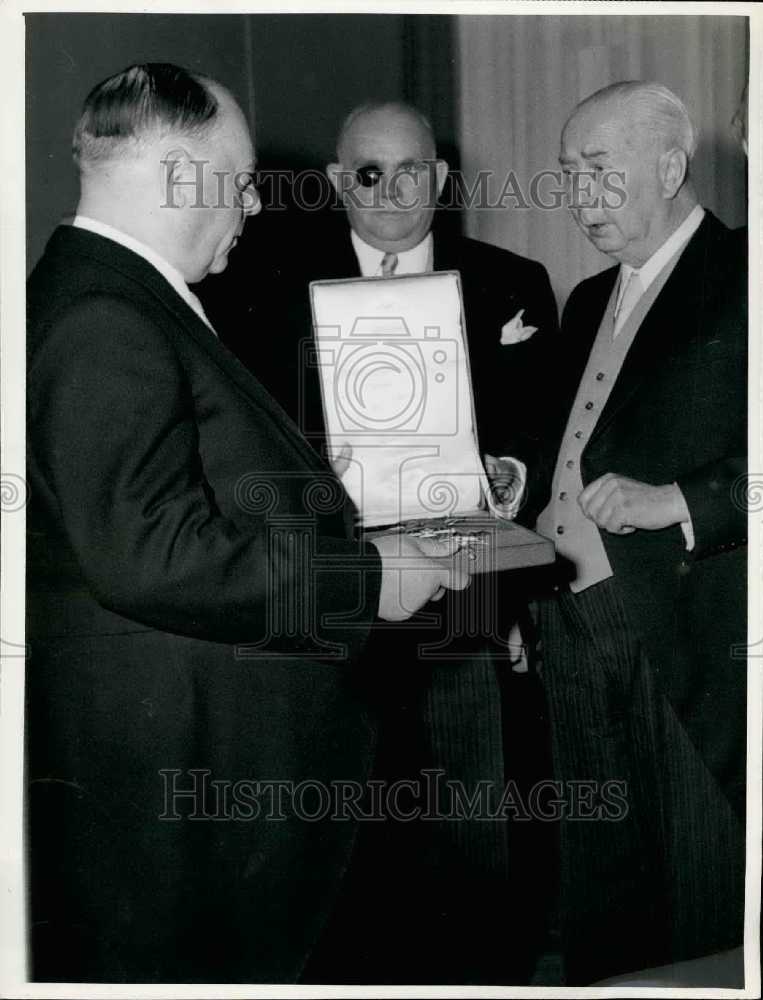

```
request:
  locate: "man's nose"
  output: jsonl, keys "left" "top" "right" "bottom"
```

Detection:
{"left": 577, "top": 205, "right": 606, "bottom": 226}
{"left": 377, "top": 172, "right": 395, "bottom": 203}
{"left": 380, "top": 169, "right": 417, "bottom": 209}
{"left": 568, "top": 172, "right": 601, "bottom": 212}
{"left": 571, "top": 183, "right": 607, "bottom": 225}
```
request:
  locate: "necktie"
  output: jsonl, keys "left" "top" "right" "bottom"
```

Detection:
{"left": 380, "top": 252, "right": 398, "bottom": 277}
{"left": 613, "top": 269, "right": 643, "bottom": 337}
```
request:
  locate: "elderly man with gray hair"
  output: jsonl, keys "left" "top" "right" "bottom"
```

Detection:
{"left": 523, "top": 80, "right": 747, "bottom": 985}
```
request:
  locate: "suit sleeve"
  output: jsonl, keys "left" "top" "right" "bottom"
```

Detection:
{"left": 677, "top": 457, "right": 747, "bottom": 557}
{"left": 28, "top": 294, "right": 381, "bottom": 653}
{"left": 674, "top": 300, "right": 748, "bottom": 558}
{"left": 670, "top": 229, "right": 748, "bottom": 559}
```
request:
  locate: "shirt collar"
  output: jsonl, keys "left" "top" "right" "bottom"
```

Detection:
{"left": 620, "top": 204, "right": 705, "bottom": 293}
{"left": 350, "top": 230, "right": 433, "bottom": 277}
{"left": 70, "top": 215, "right": 215, "bottom": 332}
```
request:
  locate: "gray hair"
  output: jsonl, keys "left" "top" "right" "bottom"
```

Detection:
{"left": 576, "top": 80, "right": 697, "bottom": 159}
{"left": 336, "top": 101, "right": 436, "bottom": 161}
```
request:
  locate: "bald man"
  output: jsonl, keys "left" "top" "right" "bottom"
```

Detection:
{"left": 523, "top": 81, "right": 747, "bottom": 984}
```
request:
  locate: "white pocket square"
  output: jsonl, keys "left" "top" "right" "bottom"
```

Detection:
{"left": 500, "top": 309, "right": 538, "bottom": 345}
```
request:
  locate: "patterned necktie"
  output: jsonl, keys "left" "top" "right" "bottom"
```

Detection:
{"left": 380, "top": 252, "right": 399, "bottom": 277}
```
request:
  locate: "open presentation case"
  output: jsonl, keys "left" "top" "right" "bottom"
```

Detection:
{"left": 309, "top": 270, "right": 554, "bottom": 573}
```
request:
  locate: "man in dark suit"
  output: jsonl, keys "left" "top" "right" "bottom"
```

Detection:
{"left": 26, "top": 64, "right": 469, "bottom": 984}
{"left": 525, "top": 80, "right": 747, "bottom": 985}
{"left": 199, "top": 101, "right": 560, "bottom": 983}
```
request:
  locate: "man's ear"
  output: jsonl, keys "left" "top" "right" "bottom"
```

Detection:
{"left": 327, "top": 162, "right": 350, "bottom": 199}
{"left": 434, "top": 159, "right": 449, "bottom": 198}
{"left": 160, "top": 147, "right": 200, "bottom": 209}
{"left": 659, "top": 147, "right": 688, "bottom": 199}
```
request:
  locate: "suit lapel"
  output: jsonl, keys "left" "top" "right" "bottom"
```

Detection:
{"left": 336, "top": 228, "right": 361, "bottom": 278}
{"left": 159, "top": 284, "right": 332, "bottom": 472}
{"left": 432, "top": 232, "right": 454, "bottom": 272}
{"left": 587, "top": 214, "right": 722, "bottom": 448}
{"left": 431, "top": 230, "right": 470, "bottom": 275}
{"left": 58, "top": 227, "right": 332, "bottom": 474}
{"left": 555, "top": 268, "right": 617, "bottom": 428}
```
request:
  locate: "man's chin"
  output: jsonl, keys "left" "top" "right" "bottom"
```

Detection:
{"left": 362, "top": 223, "right": 428, "bottom": 253}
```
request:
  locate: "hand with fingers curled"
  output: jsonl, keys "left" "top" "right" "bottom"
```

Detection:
{"left": 577, "top": 472, "right": 691, "bottom": 535}
{"left": 369, "top": 532, "right": 471, "bottom": 622}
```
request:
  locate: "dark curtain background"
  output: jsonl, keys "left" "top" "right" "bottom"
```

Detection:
{"left": 26, "top": 13, "right": 459, "bottom": 272}
{"left": 402, "top": 14, "right": 462, "bottom": 239}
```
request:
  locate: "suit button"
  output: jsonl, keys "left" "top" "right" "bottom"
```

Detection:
{"left": 559, "top": 491, "right": 567, "bottom": 500}
{"left": 574, "top": 431, "right": 583, "bottom": 439}
{"left": 585, "top": 401, "right": 594, "bottom": 410}
{"left": 556, "top": 525, "right": 565, "bottom": 535}
{"left": 566, "top": 459, "right": 574, "bottom": 469}
{"left": 596, "top": 372, "right": 605, "bottom": 380}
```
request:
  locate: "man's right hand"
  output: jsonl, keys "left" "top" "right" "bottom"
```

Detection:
{"left": 370, "top": 533, "right": 471, "bottom": 622}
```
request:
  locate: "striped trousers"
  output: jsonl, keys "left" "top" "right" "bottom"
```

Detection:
{"left": 539, "top": 577, "right": 745, "bottom": 985}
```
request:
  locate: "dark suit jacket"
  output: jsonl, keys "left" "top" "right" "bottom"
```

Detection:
{"left": 525, "top": 211, "right": 748, "bottom": 815}
{"left": 26, "top": 225, "right": 383, "bottom": 983}
{"left": 197, "top": 210, "right": 559, "bottom": 464}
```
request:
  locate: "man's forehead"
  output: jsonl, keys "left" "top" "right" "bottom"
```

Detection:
{"left": 204, "top": 82, "right": 251, "bottom": 143}
{"left": 342, "top": 111, "right": 433, "bottom": 162}
{"left": 209, "top": 110, "right": 254, "bottom": 168}
{"left": 561, "top": 103, "right": 629, "bottom": 156}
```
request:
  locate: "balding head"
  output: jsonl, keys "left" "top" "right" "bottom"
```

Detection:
{"left": 336, "top": 102, "right": 437, "bottom": 163}
{"left": 73, "top": 63, "right": 260, "bottom": 283}
{"left": 327, "top": 101, "right": 448, "bottom": 253}
{"left": 560, "top": 80, "right": 698, "bottom": 267}
{"left": 73, "top": 63, "right": 220, "bottom": 171}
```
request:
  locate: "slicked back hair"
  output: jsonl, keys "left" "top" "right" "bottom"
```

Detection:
{"left": 336, "top": 101, "right": 436, "bottom": 162}
{"left": 72, "top": 63, "right": 219, "bottom": 169}
{"left": 574, "top": 80, "right": 697, "bottom": 159}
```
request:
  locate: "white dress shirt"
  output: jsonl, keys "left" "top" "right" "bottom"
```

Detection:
{"left": 350, "top": 230, "right": 434, "bottom": 276}
{"left": 614, "top": 204, "right": 705, "bottom": 332}
{"left": 71, "top": 215, "right": 217, "bottom": 334}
